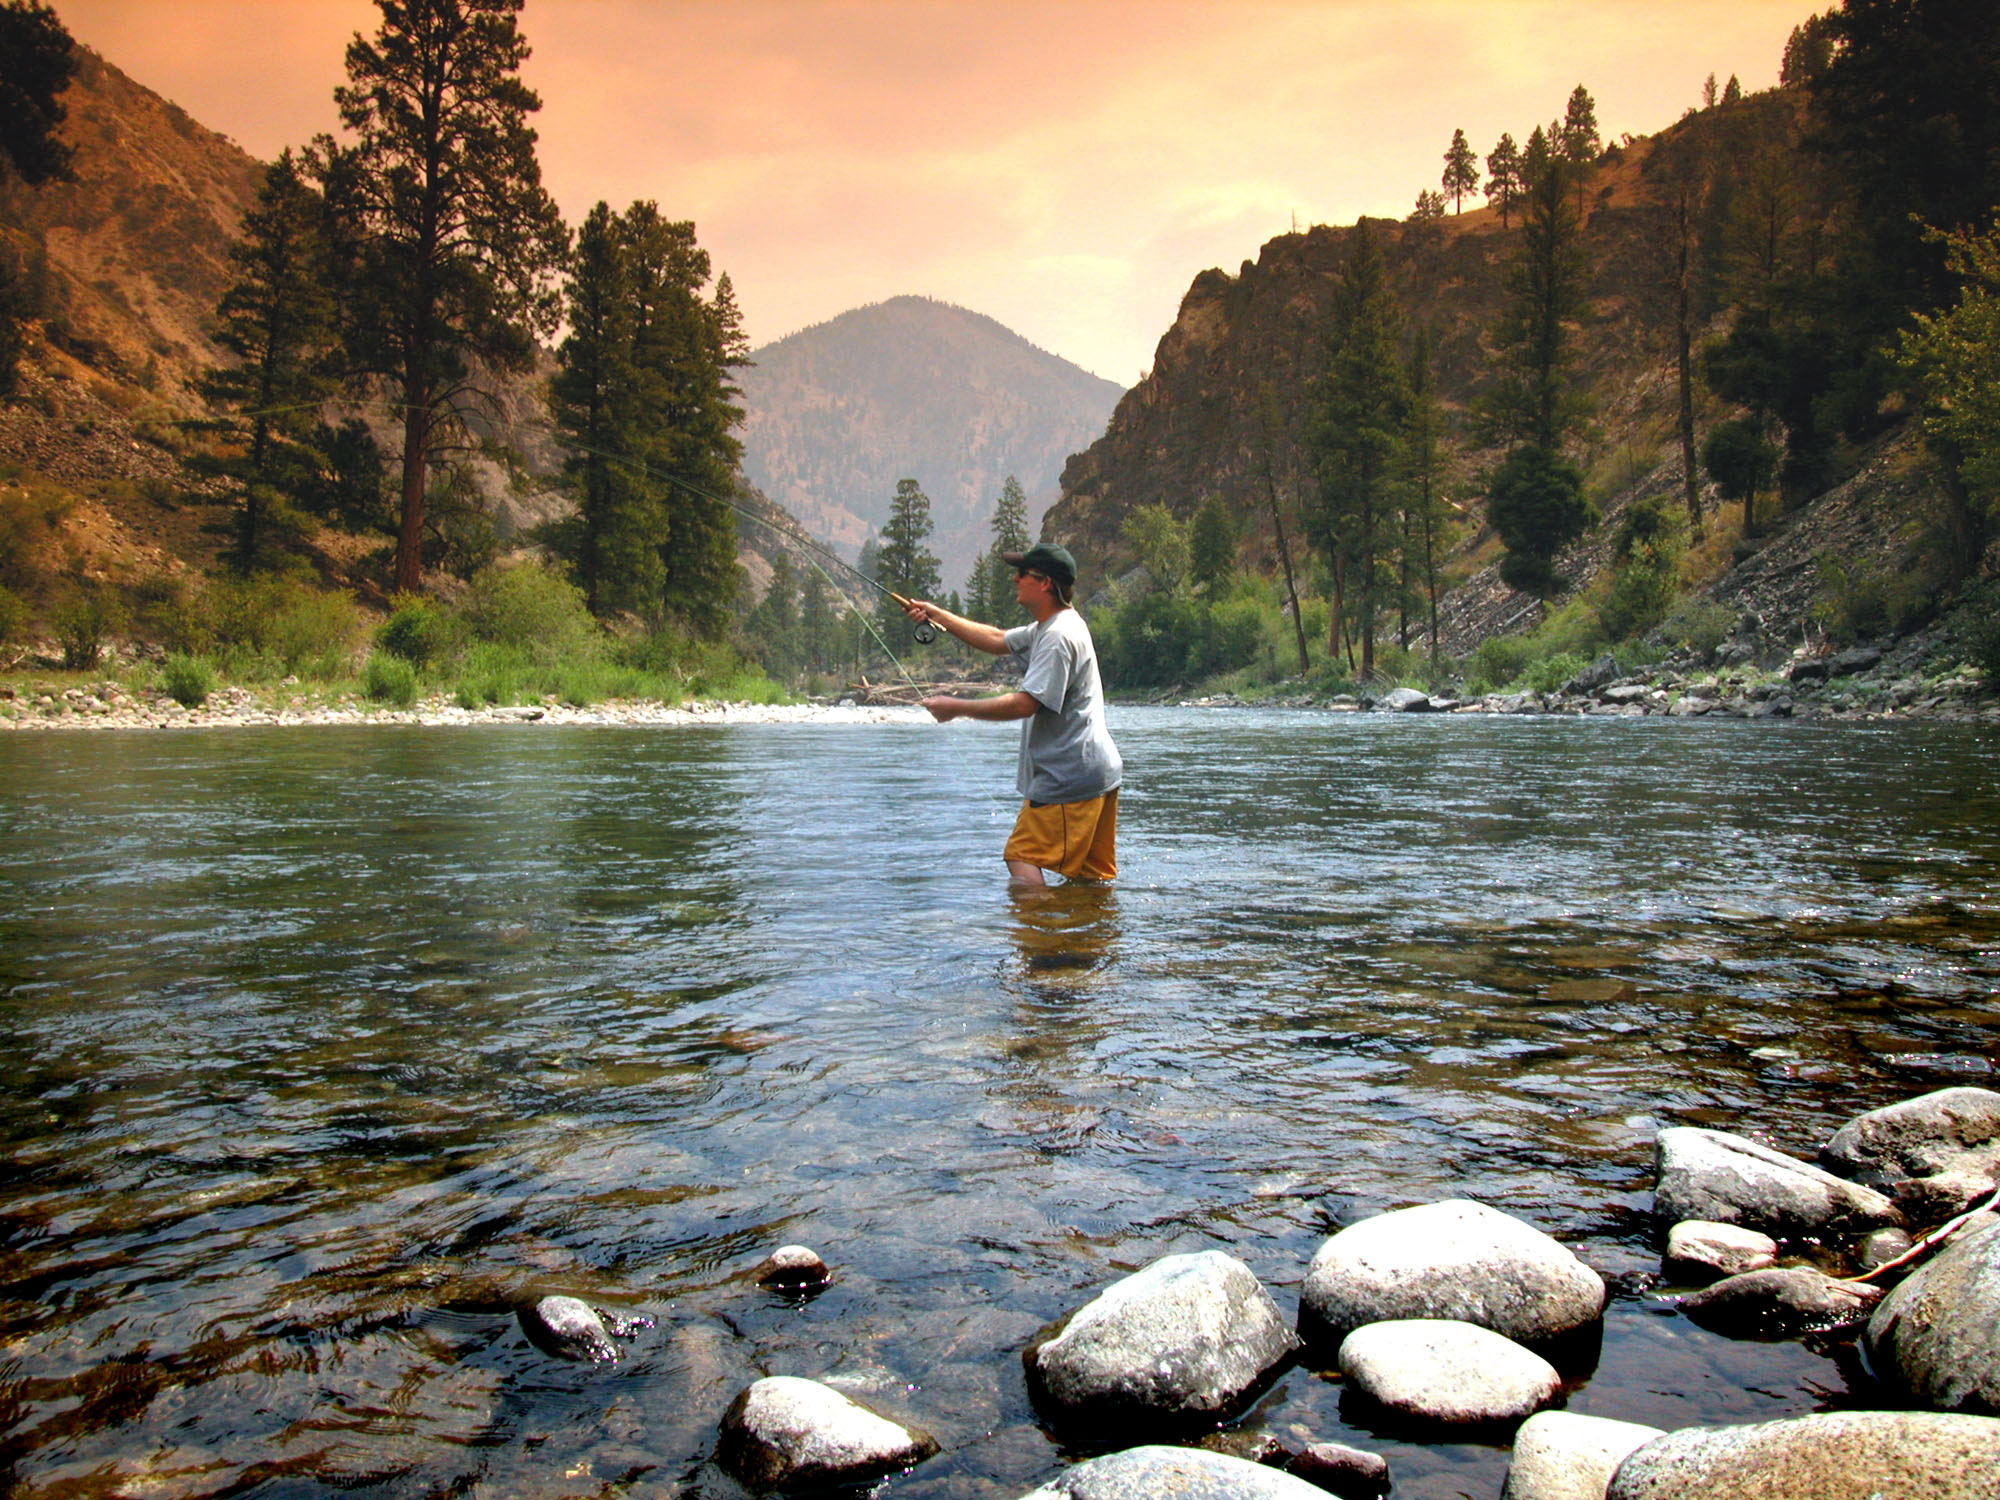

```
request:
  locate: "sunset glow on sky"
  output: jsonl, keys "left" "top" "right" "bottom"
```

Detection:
{"left": 59, "top": 0, "right": 1810, "bottom": 384}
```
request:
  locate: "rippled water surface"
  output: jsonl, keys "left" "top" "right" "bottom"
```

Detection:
{"left": 4, "top": 710, "right": 1999, "bottom": 1499}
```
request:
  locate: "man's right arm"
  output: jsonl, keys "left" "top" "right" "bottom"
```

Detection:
{"left": 904, "top": 599, "right": 1011, "bottom": 656}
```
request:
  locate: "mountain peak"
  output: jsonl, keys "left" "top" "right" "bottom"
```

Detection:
{"left": 738, "top": 299, "right": 1123, "bottom": 589}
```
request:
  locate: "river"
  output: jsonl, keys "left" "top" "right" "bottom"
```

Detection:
{"left": 3, "top": 709, "right": 1997, "bottom": 1499}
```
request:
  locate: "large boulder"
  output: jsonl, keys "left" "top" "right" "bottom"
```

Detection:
{"left": 1678, "top": 1266, "right": 1882, "bottom": 1337}
{"left": 1821, "top": 1086, "right": 2000, "bottom": 1221}
{"left": 1015, "top": 1445, "right": 1332, "bottom": 1500}
{"left": 1300, "top": 1199, "right": 1604, "bottom": 1347}
{"left": 717, "top": 1376, "right": 937, "bottom": 1491}
{"left": 1864, "top": 1218, "right": 2000, "bottom": 1414}
{"left": 1653, "top": 1126, "right": 1902, "bottom": 1238}
{"left": 1338, "top": 1319, "right": 1562, "bottom": 1426}
{"left": 1024, "top": 1251, "right": 1298, "bottom": 1431}
{"left": 1502, "top": 1411, "right": 1665, "bottom": 1500}
{"left": 1606, "top": 1410, "right": 2000, "bottom": 1499}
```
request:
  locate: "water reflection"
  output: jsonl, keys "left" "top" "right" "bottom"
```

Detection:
{"left": 2, "top": 714, "right": 1998, "bottom": 1500}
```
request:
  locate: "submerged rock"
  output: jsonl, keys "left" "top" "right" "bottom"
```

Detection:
{"left": 1024, "top": 1250, "right": 1298, "bottom": 1432}
{"left": 1016, "top": 1445, "right": 1333, "bottom": 1500}
{"left": 1678, "top": 1266, "right": 1881, "bottom": 1337}
{"left": 1502, "top": 1411, "right": 1665, "bottom": 1500}
{"left": 519, "top": 1295, "right": 653, "bottom": 1362}
{"left": 754, "top": 1244, "right": 831, "bottom": 1291}
{"left": 1338, "top": 1319, "right": 1561, "bottom": 1426}
{"left": 1864, "top": 1218, "right": 2000, "bottom": 1414}
{"left": 1300, "top": 1199, "right": 1604, "bottom": 1347}
{"left": 1820, "top": 1085, "right": 2000, "bottom": 1222}
{"left": 1663, "top": 1220, "right": 1777, "bottom": 1281}
{"left": 718, "top": 1375, "right": 937, "bottom": 1490}
{"left": 1605, "top": 1410, "right": 2000, "bottom": 1499}
{"left": 1653, "top": 1126, "right": 1902, "bottom": 1238}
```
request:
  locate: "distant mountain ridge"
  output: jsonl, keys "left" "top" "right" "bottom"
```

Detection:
{"left": 736, "top": 295, "right": 1124, "bottom": 590}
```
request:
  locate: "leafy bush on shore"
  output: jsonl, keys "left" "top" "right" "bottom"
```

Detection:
{"left": 161, "top": 653, "right": 216, "bottom": 707}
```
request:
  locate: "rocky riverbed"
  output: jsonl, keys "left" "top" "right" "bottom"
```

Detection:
{"left": 0, "top": 681, "right": 922, "bottom": 731}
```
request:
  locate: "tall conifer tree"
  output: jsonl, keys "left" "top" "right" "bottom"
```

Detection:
{"left": 1442, "top": 129, "right": 1480, "bottom": 214}
{"left": 1307, "top": 222, "right": 1408, "bottom": 677}
{"left": 196, "top": 149, "right": 341, "bottom": 572}
{"left": 874, "top": 479, "right": 941, "bottom": 641}
{"left": 317, "top": 0, "right": 568, "bottom": 592}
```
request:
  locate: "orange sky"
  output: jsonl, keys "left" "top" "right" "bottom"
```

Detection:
{"left": 57, "top": 0, "right": 1810, "bottom": 384}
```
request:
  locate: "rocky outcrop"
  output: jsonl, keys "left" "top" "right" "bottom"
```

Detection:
{"left": 1653, "top": 1126, "right": 1903, "bottom": 1238}
{"left": 717, "top": 1376, "right": 937, "bottom": 1491}
{"left": 1023, "top": 1251, "right": 1298, "bottom": 1432}
{"left": 1503, "top": 1411, "right": 1665, "bottom": 1500}
{"left": 1864, "top": 1218, "right": 2000, "bottom": 1414}
{"left": 1016, "top": 1445, "right": 1334, "bottom": 1500}
{"left": 1338, "top": 1319, "right": 1562, "bottom": 1426}
{"left": 1300, "top": 1199, "right": 1604, "bottom": 1347}
{"left": 1605, "top": 1410, "right": 2000, "bottom": 1499}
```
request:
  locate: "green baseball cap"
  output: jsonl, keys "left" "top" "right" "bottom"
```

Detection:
{"left": 1003, "top": 542, "right": 1077, "bottom": 588}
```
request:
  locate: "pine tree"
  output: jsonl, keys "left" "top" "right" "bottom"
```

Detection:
{"left": 1189, "top": 495, "right": 1237, "bottom": 595}
{"left": 1402, "top": 326, "right": 1450, "bottom": 656}
{"left": 976, "top": 474, "right": 1032, "bottom": 624}
{"left": 316, "top": 0, "right": 568, "bottom": 593}
{"left": 1442, "top": 128, "right": 1480, "bottom": 214}
{"left": 1307, "top": 222, "right": 1408, "bottom": 677}
{"left": 1482, "top": 148, "right": 1594, "bottom": 600}
{"left": 1781, "top": 14, "right": 1835, "bottom": 86}
{"left": 873, "top": 479, "right": 941, "bottom": 640}
{"left": 1642, "top": 129, "right": 1710, "bottom": 537}
{"left": 799, "top": 568, "right": 838, "bottom": 675}
{"left": 1557, "top": 85, "right": 1601, "bottom": 215}
{"left": 1485, "top": 133, "right": 1523, "bottom": 227}
{"left": 194, "top": 149, "right": 341, "bottom": 573}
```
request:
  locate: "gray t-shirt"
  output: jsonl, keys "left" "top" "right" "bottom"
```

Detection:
{"left": 1003, "top": 609, "right": 1122, "bottom": 804}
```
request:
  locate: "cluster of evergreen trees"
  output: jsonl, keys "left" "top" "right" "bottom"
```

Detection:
{"left": 190, "top": 0, "right": 748, "bottom": 640}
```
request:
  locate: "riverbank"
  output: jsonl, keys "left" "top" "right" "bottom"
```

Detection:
{"left": 0, "top": 681, "right": 923, "bottom": 731}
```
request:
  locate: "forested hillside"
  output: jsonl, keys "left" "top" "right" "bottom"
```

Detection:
{"left": 737, "top": 296, "right": 1123, "bottom": 589}
{"left": 1047, "top": 4, "right": 2000, "bottom": 692}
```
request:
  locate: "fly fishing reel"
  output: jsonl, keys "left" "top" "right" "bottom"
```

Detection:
{"left": 912, "top": 618, "right": 937, "bottom": 645}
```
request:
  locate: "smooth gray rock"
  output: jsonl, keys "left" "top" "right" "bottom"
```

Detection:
{"left": 1654, "top": 1126, "right": 1903, "bottom": 1238}
{"left": 1017, "top": 1445, "right": 1333, "bottom": 1500}
{"left": 1663, "top": 1220, "right": 1777, "bottom": 1281}
{"left": 718, "top": 1375, "right": 937, "bottom": 1490}
{"left": 1503, "top": 1411, "right": 1666, "bottom": 1500}
{"left": 1564, "top": 653, "right": 1619, "bottom": 696}
{"left": 1678, "top": 1266, "right": 1882, "bottom": 1337}
{"left": 1025, "top": 1250, "right": 1298, "bottom": 1429}
{"left": 1338, "top": 1318, "right": 1561, "bottom": 1426}
{"left": 1286, "top": 1441, "right": 1391, "bottom": 1498}
{"left": 1864, "top": 1218, "right": 2000, "bottom": 1414}
{"left": 1821, "top": 1086, "right": 2000, "bottom": 1221}
{"left": 1606, "top": 1410, "right": 2000, "bottom": 1499}
{"left": 1377, "top": 687, "right": 1433, "bottom": 712}
{"left": 1301, "top": 1198, "right": 1605, "bottom": 1346}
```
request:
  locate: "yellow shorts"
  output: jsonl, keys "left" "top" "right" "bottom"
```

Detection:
{"left": 1004, "top": 788, "right": 1118, "bottom": 881}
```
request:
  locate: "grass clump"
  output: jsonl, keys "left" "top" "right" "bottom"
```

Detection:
{"left": 362, "top": 651, "right": 418, "bottom": 707}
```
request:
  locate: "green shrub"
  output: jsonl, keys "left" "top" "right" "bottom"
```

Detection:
{"left": 266, "top": 589, "right": 362, "bottom": 678}
{"left": 1940, "top": 578, "right": 2000, "bottom": 686}
{"left": 0, "top": 584, "right": 25, "bottom": 647}
{"left": 161, "top": 652, "right": 217, "bottom": 707}
{"left": 1520, "top": 651, "right": 1587, "bottom": 694}
{"left": 192, "top": 575, "right": 361, "bottom": 678}
{"left": 1465, "top": 634, "right": 1538, "bottom": 693}
{"left": 52, "top": 586, "right": 121, "bottom": 669}
{"left": 363, "top": 651, "right": 418, "bottom": 707}
{"left": 457, "top": 560, "right": 601, "bottom": 660}
{"left": 1661, "top": 599, "right": 1737, "bottom": 658}
{"left": 1813, "top": 553, "right": 1931, "bottom": 645}
{"left": 378, "top": 593, "right": 453, "bottom": 666}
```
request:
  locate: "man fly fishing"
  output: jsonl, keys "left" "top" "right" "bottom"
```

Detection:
{"left": 900, "top": 544, "right": 1122, "bottom": 886}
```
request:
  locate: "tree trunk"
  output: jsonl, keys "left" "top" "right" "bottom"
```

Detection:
{"left": 394, "top": 390, "right": 430, "bottom": 593}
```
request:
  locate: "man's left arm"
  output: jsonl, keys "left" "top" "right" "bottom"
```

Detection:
{"left": 921, "top": 690, "right": 1039, "bottom": 723}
